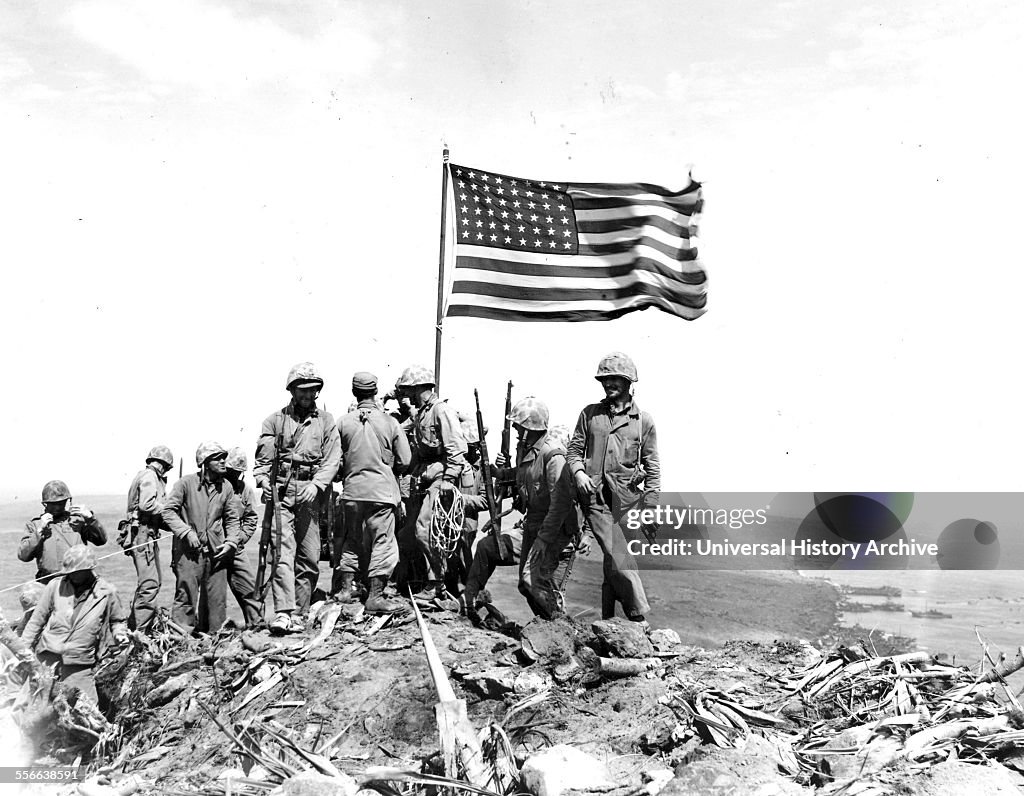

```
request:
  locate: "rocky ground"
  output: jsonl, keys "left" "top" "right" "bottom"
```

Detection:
{"left": 8, "top": 586, "right": 1022, "bottom": 796}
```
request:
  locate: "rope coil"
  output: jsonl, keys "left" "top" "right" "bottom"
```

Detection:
{"left": 429, "top": 487, "right": 465, "bottom": 557}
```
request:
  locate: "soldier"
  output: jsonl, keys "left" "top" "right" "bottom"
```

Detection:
{"left": 122, "top": 445, "right": 174, "bottom": 630}
{"left": 462, "top": 397, "right": 578, "bottom": 621}
{"left": 19, "top": 481, "right": 107, "bottom": 582}
{"left": 223, "top": 448, "right": 264, "bottom": 628}
{"left": 549, "top": 352, "right": 659, "bottom": 625}
{"left": 387, "top": 379, "right": 419, "bottom": 586}
{"left": 161, "top": 442, "right": 241, "bottom": 634}
{"left": 254, "top": 363, "right": 341, "bottom": 634}
{"left": 334, "top": 372, "right": 411, "bottom": 613}
{"left": 21, "top": 546, "right": 129, "bottom": 705}
{"left": 443, "top": 414, "right": 488, "bottom": 598}
{"left": 396, "top": 365, "right": 470, "bottom": 600}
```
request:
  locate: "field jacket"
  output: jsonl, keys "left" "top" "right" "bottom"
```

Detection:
{"left": 338, "top": 401, "right": 412, "bottom": 505}
{"left": 18, "top": 515, "right": 107, "bottom": 580}
{"left": 254, "top": 402, "right": 341, "bottom": 491}
{"left": 22, "top": 576, "right": 128, "bottom": 666}
{"left": 161, "top": 473, "right": 241, "bottom": 551}
{"left": 566, "top": 398, "right": 660, "bottom": 503}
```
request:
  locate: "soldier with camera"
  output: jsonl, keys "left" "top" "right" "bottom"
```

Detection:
{"left": 19, "top": 480, "right": 108, "bottom": 582}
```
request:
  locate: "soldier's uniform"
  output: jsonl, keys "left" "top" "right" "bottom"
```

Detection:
{"left": 22, "top": 547, "right": 129, "bottom": 705}
{"left": 397, "top": 366, "right": 470, "bottom": 593}
{"left": 444, "top": 416, "right": 488, "bottom": 597}
{"left": 122, "top": 446, "right": 174, "bottom": 630}
{"left": 335, "top": 372, "right": 412, "bottom": 613}
{"left": 541, "top": 353, "right": 659, "bottom": 621}
{"left": 225, "top": 448, "right": 263, "bottom": 628}
{"left": 254, "top": 363, "right": 341, "bottom": 625}
{"left": 161, "top": 442, "right": 241, "bottom": 633}
{"left": 465, "top": 398, "right": 578, "bottom": 618}
{"left": 19, "top": 480, "right": 107, "bottom": 582}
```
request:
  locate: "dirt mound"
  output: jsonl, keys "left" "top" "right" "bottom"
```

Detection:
{"left": 8, "top": 600, "right": 1024, "bottom": 796}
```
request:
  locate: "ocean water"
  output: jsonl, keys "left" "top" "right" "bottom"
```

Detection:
{"left": 2, "top": 495, "right": 1022, "bottom": 675}
{"left": 805, "top": 569, "right": 1024, "bottom": 668}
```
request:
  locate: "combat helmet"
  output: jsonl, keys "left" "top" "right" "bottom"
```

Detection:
{"left": 595, "top": 352, "right": 638, "bottom": 383}
{"left": 548, "top": 423, "right": 572, "bottom": 450}
{"left": 195, "top": 441, "right": 228, "bottom": 468}
{"left": 146, "top": 445, "right": 174, "bottom": 468}
{"left": 286, "top": 362, "right": 324, "bottom": 391}
{"left": 456, "top": 410, "right": 485, "bottom": 445}
{"left": 41, "top": 480, "right": 71, "bottom": 503}
{"left": 62, "top": 545, "right": 97, "bottom": 574}
{"left": 396, "top": 365, "right": 435, "bottom": 388}
{"left": 226, "top": 447, "right": 248, "bottom": 472}
{"left": 508, "top": 396, "right": 550, "bottom": 431}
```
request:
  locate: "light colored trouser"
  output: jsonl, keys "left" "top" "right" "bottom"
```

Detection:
{"left": 226, "top": 546, "right": 263, "bottom": 627}
{"left": 172, "top": 543, "right": 228, "bottom": 633}
{"left": 271, "top": 482, "right": 322, "bottom": 615}
{"left": 130, "top": 525, "right": 161, "bottom": 630}
{"left": 336, "top": 501, "right": 399, "bottom": 579}
{"left": 585, "top": 488, "right": 650, "bottom": 617}
{"left": 526, "top": 487, "right": 650, "bottom": 618}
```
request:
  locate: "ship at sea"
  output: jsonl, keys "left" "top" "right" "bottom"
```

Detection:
{"left": 910, "top": 607, "right": 953, "bottom": 619}
{"left": 844, "top": 585, "right": 902, "bottom": 598}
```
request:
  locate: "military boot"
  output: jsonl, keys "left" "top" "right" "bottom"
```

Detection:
{"left": 365, "top": 576, "right": 407, "bottom": 614}
{"left": 601, "top": 581, "right": 616, "bottom": 619}
{"left": 460, "top": 587, "right": 482, "bottom": 625}
{"left": 332, "top": 571, "right": 358, "bottom": 604}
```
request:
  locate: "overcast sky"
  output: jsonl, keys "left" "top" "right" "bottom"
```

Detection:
{"left": 1, "top": 0, "right": 1021, "bottom": 503}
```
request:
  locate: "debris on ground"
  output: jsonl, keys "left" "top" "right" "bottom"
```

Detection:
{"left": 3, "top": 597, "right": 1024, "bottom": 796}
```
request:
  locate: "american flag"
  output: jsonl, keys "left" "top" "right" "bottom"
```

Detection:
{"left": 445, "top": 163, "right": 707, "bottom": 322}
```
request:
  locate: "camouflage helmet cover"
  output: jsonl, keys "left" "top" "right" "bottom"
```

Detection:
{"left": 595, "top": 352, "right": 638, "bottom": 383}
{"left": 62, "top": 545, "right": 97, "bottom": 574}
{"left": 19, "top": 581, "right": 44, "bottom": 611}
{"left": 146, "top": 445, "right": 174, "bottom": 468}
{"left": 226, "top": 447, "right": 248, "bottom": 472}
{"left": 460, "top": 418, "right": 480, "bottom": 445}
{"left": 286, "top": 362, "right": 324, "bottom": 391}
{"left": 396, "top": 365, "right": 435, "bottom": 388}
{"left": 508, "top": 396, "right": 550, "bottom": 431}
{"left": 547, "top": 423, "right": 572, "bottom": 451}
{"left": 41, "top": 480, "right": 71, "bottom": 503}
{"left": 195, "top": 441, "right": 228, "bottom": 468}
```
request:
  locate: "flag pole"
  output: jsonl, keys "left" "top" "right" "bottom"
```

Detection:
{"left": 434, "top": 147, "right": 451, "bottom": 394}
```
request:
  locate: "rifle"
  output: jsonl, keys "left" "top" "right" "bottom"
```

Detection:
{"left": 256, "top": 420, "right": 286, "bottom": 602}
{"left": 497, "top": 381, "right": 515, "bottom": 504}
{"left": 474, "top": 389, "right": 509, "bottom": 562}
